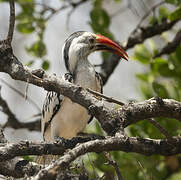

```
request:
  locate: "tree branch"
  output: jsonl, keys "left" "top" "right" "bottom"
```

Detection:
{"left": 1, "top": 46, "right": 181, "bottom": 134}
{"left": 100, "top": 18, "right": 180, "bottom": 84}
{"left": 125, "top": 19, "right": 179, "bottom": 49}
{"left": 7, "top": 0, "right": 15, "bottom": 44}
{"left": 154, "top": 29, "right": 181, "bottom": 58}
{"left": 0, "top": 87, "right": 40, "bottom": 131}
{"left": 34, "top": 135, "right": 181, "bottom": 179}
{"left": 147, "top": 118, "right": 172, "bottom": 139}
{"left": 121, "top": 97, "right": 181, "bottom": 128}
{"left": 0, "top": 136, "right": 104, "bottom": 162}
{"left": 104, "top": 152, "right": 123, "bottom": 180}
{"left": 0, "top": 78, "right": 41, "bottom": 112}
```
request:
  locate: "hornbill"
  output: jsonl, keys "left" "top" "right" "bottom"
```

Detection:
{"left": 38, "top": 31, "right": 128, "bottom": 163}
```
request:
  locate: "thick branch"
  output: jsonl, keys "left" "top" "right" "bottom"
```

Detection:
{"left": 0, "top": 135, "right": 181, "bottom": 164}
{"left": 125, "top": 19, "right": 179, "bottom": 49}
{"left": 121, "top": 97, "right": 181, "bottom": 127}
{"left": 34, "top": 135, "right": 181, "bottom": 179}
{"left": 1, "top": 46, "right": 181, "bottom": 134}
{"left": 0, "top": 136, "right": 104, "bottom": 162}
{"left": 0, "top": 158, "right": 41, "bottom": 178}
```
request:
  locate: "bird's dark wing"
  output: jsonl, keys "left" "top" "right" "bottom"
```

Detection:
{"left": 88, "top": 71, "right": 103, "bottom": 123}
{"left": 41, "top": 73, "right": 73, "bottom": 140}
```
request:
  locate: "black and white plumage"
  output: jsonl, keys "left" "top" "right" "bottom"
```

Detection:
{"left": 41, "top": 31, "right": 128, "bottom": 142}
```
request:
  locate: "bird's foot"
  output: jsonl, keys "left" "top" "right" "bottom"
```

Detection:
{"left": 54, "top": 136, "right": 69, "bottom": 146}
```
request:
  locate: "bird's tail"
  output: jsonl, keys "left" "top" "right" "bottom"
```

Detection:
{"left": 35, "top": 155, "right": 59, "bottom": 165}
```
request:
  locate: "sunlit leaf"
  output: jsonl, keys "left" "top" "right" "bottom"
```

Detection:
{"left": 159, "top": 6, "right": 169, "bottom": 20}
{"left": 166, "top": 0, "right": 181, "bottom": 6}
{"left": 26, "top": 40, "right": 47, "bottom": 57}
{"left": 42, "top": 60, "right": 50, "bottom": 70}
{"left": 152, "top": 82, "right": 169, "bottom": 98}
{"left": 90, "top": 8, "right": 110, "bottom": 29}
{"left": 16, "top": 22, "right": 35, "bottom": 34}
{"left": 133, "top": 44, "right": 151, "bottom": 64}
{"left": 136, "top": 73, "right": 154, "bottom": 83}
{"left": 168, "top": 6, "right": 181, "bottom": 21}
{"left": 25, "top": 60, "right": 34, "bottom": 66}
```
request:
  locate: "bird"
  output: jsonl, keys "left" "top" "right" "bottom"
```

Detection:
{"left": 37, "top": 31, "right": 128, "bottom": 164}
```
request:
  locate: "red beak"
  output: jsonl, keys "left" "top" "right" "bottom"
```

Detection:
{"left": 95, "top": 34, "right": 128, "bottom": 61}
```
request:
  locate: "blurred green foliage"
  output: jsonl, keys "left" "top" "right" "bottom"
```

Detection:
{"left": 1, "top": 0, "right": 181, "bottom": 179}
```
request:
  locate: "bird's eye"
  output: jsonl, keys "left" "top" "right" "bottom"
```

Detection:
{"left": 88, "top": 37, "right": 95, "bottom": 44}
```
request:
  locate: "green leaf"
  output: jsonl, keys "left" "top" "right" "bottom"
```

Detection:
{"left": 25, "top": 60, "right": 34, "bottom": 66}
{"left": 159, "top": 6, "right": 169, "bottom": 19}
{"left": 133, "top": 45, "right": 151, "bottom": 64}
{"left": 26, "top": 40, "right": 47, "bottom": 57}
{"left": 42, "top": 60, "right": 50, "bottom": 70}
{"left": 140, "top": 83, "right": 153, "bottom": 99}
{"left": 151, "top": 58, "right": 176, "bottom": 77}
{"left": 176, "top": 45, "right": 181, "bottom": 58}
{"left": 152, "top": 82, "right": 169, "bottom": 98}
{"left": 93, "top": 0, "right": 102, "bottom": 7}
{"left": 16, "top": 22, "right": 35, "bottom": 34}
{"left": 168, "top": 6, "right": 181, "bottom": 21}
{"left": 114, "top": 0, "right": 122, "bottom": 2}
{"left": 166, "top": 0, "right": 181, "bottom": 6}
{"left": 136, "top": 73, "right": 154, "bottom": 83}
{"left": 90, "top": 8, "right": 110, "bottom": 29}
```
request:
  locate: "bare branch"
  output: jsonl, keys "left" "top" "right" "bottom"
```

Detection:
{"left": 46, "top": 0, "right": 89, "bottom": 20}
{"left": 131, "top": 1, "right": 165, "bottom": 35}
{"left": 104, "top": 152, "right": 123, "bottom": 180}
{"left": 100, "top": 19, "right": 180, "bottom": 84}
{"left": 154, "top": 29, "right": 181, "bottom": 58}
{"left": 34, "top": 135, "right": 181, "bottom": 180}
{"left": 0, "top": 78, "right": 41, "bottom": 112}
{"left": 137, "top": 161, "right": 148, "bottom": 180}
{"left": 147, "top": 118, "right": 172, "bottom": 139}
{"left": 122, "top": 97, "right": 181, "bottom": 128}
{"left": 0, "top": 158, "right": 41, "bottom": 178}
{"left": 87, "top": 88, "right": 125, "bottom": 106}
{"left": 126, "top": 19, "right": 179, "bottom": 50}
{"left": 7, "top": 0, "right": 15, "bottom": 44}
{"left": 0, "top": 136, "right": 104, "bottom": 162}
{"left": 0, "top": 126, "right": 7, "bottom": 143}
{"left": 0, "top": 126, "right": 42, "bottom": 178}
{"left": 1, "top": 46, "right": 181, "bottom": 134}
{"left": 0, "top": 88, "right": 40, "bottom": 131}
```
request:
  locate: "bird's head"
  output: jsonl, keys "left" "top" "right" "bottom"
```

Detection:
{"left": 62, "top": 31, "right": 128, "bottom": 73}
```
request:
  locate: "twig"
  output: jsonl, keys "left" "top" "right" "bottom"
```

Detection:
{"left": 46, "top": 0, "right": 89, "bottom": 21}
{"left": 147, "top": 118, "right": 172, "bottom": 139}
{"left": 0, "top": 87, "right": 40, "bottom": 131}
{"left": 24, "top": 78, "right": 29, "bottom": 100}
{"left": 104, "top": 152, "right": 123, "bottom": 180}
{"left": 0, "top": 126, "right": 7, "bottom": 143}
{"left": 87, "top": 153, "right": 99, "bottom": 179}
{"left": 87, "top": 88, "right": 125, "bottom": 106}
{"left": 0, "top": 78, "right": 41, "bottom": 112}
{"left": 154, "top": 29, "right": 181, "bottom": 58}
{"left": 131, "top": 1, "right": 165, "bottom": 35}
{"left": 7, "top": 0, "right": 15, "bottom": 44}
{"left": 66, "top": 7, "right": 76, "bottom": 30}
{"left": 137, "top": 161, "right": 147, "bottom": 180}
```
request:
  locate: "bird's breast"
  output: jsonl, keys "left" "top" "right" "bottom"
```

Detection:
{"left": 51, "top": 98, "right": 90, "bottom": 139}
